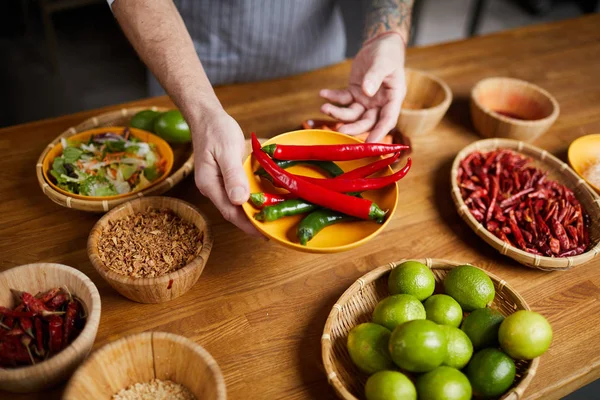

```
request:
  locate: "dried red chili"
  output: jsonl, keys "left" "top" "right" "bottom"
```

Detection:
{"left": 458, "top": 149, "right": 590, "bottom": 257}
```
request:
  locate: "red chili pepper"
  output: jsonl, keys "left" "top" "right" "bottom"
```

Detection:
{"left": 36, "top": 288, "right": 61, "bottom": 303}
{"left": 261, "top": 142, "right": 410, "bottom": 161}
{"left": 293, "top": 158, "right": 412, "bottom": 192}
{"left": 249, "top": 192, "right": 297, "bottom": 208}
{"left": 20, "top": 292, "right": 51, "bottom": 314}
{"left": 47, "top": 315, "right": 63, "bottom": 354}
{"left": 551, "top": 217, "right": 570, "bottom": 251}
{"left": 508, "top": 210, "right": 527, "bottom": 249}
{"left": 19, "top": 317, "right": 33, "bottom": 338}
{"left": 252, "top": 133, "right": 387, "bottom": 221}
{"left": 0, "top": 306, "right": 36, "bottom": 319}
{"left": 46, "top": 292, "right": 69, "bottom": 310}
{"left": 338, "top": 152, "right": 401, "bottom": 179}
{"left": 63, "top": 301, "right": 78, "bottom": 348}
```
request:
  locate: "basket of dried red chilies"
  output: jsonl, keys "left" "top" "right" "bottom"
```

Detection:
{"left": 0, "top": 263, "right": 100, "bottom": 393}
{"left": 451, "top": 138, "right": 600, "bottom": 271}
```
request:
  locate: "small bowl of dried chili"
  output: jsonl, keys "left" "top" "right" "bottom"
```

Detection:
{"left": 0, "top": 263, "right": 101, "bottom": 393}
{"left": 87, "top": 196, "right": 213, "bottom": 303}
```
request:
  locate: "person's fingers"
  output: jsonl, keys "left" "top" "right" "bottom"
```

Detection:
{"left": 320, "top": 102, "right": 365, "bottom": 122}
{"left": 337, "top": 108, "right": 379, "bottom": 135}
{"left": 214, "top": 142, "right": 250, "bottom": 206}
{"left": 367, "top": 98, "right": 402, "bottom": 143}
{"left": 319, "top": 88, "right": 353, "bottom": 105}
{"left": 362, "top": 57, "right": 392, "bottom": 97}
{"left": 194, "top": 163, "right": 261, "bottom": 236}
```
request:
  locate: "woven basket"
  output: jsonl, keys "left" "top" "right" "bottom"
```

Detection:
{"left": 321, "top": 258, "right": 539, "bottom": 400}
{"left": 36, "top": 107, "right": 194, "bottom": 212}
{"left": 450, "top": 138, "right": 600, "bottom": 271}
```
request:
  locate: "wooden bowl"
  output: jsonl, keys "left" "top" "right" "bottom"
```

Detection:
{"left": 241, "top": 129, "right": 400, "bottom": 253}
{"left": 396, "top": 68, "right": 452, "bottom": 137}
{"left": 63, "top": 331, "right": 226, "bottom": 400}
{"left": 470, "top": 77, "right": 559, "bottom": 142}
{"left": 568, "top": 133, "right": 600, "bottom": 193}
{"left": 36, "top": 106, "right": 195, "bottom": 212}
{"left": 42, "top": 126, "right": 174, "bottom": 201}
{"left": 87, "top": 196, "right": 213, "bottom": 303}
{"left": 450, "top": 138, "right": 600, "bottom": 271}
{"left": 0, "top": 263, "right": 101, "bottom": 393}
{"left": 322, "top": 258, "right": 538, "bottom": 400}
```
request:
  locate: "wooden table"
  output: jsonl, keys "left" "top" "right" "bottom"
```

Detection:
{"left": 2, "top": 14, "right": 600, "bottom": 400}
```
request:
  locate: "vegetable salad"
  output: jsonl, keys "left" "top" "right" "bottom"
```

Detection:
{"left": 50, "top": 130, "right": 166, "bottom": 197}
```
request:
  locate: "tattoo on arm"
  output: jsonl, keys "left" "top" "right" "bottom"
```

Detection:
{"left": 364, "top": 0, "right": 414, "bottom": 43}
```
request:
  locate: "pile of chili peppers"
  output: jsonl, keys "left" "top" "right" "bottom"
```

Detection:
{"left": 249, "top": 133, "right": 412, "bottom": 245}
{"left": 458, "top": 149, "right": 591, "bottom": 257}
{"left": 0, "top": 287, "right": 86, "bottom": 368}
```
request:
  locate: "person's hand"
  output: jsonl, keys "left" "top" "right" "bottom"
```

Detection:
{"left": 191, "top": 109, "right": 260, "bottom": 236}
{"left": 320, "top": 33, "right": 407, "bottom": 143}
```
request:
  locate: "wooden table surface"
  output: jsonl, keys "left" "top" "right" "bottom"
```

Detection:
{"left": 2, "top": 14, "right": 600, "bottom": 400}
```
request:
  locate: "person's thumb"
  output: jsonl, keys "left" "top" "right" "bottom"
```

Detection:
{"left": 362, "top": 57, "right": 391, "bottom": 97}
{"left": 217, "top": 149, "right": 249, "bottom": 206}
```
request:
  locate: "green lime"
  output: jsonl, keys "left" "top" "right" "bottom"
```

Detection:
{"left": 466, "top": 348, "right": 516, "bottom": 398}
{"left": 424, "top": 294, "right": 463, "bottom": 328}
{"left": 416, "top": 366, "right": 472, "bottom": 400}
{"left": 365, "top": 370, "right": 417, "bottom": 400}
{"left": 461, "top": 307, "right": 504, "bottom": 349}
{"left": 499, "top": 310, "right": 552, "bottom": 360}
{"left": 443, "top": 265, "right": 495, "bottom": 311}
{"left": 130, "top": 109, "right": 161, "bottom": 132}
{"left": 388, "top": 261, "right": 435, "bottom": 301}
{"left": 372, "top": 294, "right": 426, "bottom": 331}
{"left": 439, "top": 325, "right": 473, "bottom": 369}
{"left": 347, "top": 323, "right": 394, "bottom": 374}
{"left": 154, "top": 110, "right": 191, "bottom": 143}
{"left": 389, "top": 319, "right": 447, "bottom": 373}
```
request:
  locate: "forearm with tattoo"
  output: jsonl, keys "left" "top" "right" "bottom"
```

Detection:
{"left": 364, "top": 0, "right": 414, "bottom": 44}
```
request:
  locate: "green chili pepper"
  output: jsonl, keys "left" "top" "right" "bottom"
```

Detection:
{"left": 255, "top": 160, "right": 344, "bottom": 179}
{"left": 254, "top": 199, "right": 317, "bottom": 222}
{"left": 297, "top": 209, "right": 356, "bottom": 245}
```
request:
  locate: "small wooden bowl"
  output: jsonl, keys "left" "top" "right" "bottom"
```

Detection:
{"left": 450, "top": 138, "right": 600, "bottom": 271}
{"left": 87, "top": 196, "right": 213, "bottom": 303}
{"left": 470, "top": 77, "right": 559, "bottom": 142}
{"left": 568, "top": 133, "right": 600, "bottom": 193}
{"left": 36, "top": 106, "right": 195, "bottom": 213}
{"left": 63, "top": 332, "right": 226, "bottom": 400}
{"left": 322, "top": 258, "right": 538, "bottom": 400}
{"left": 0, "top": 263, "right": 101, "bottom": 393}
{"left": 397, "top": 68, "right": 453, "bottom": 137}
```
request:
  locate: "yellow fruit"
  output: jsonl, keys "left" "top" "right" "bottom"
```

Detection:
{"left": 347, "top": 323, "right": 394, "bottom": 374}
{"left": 443, "top": 265, "right": 495, "bottom": 311}
{"left": 388, "top": 261, "right": 435, "bottom": 301}
{"left": 499, "top": 310, "right": 552, "bottom": 360}
{"left": 372, "top": 294, "right": 426, "bottom": 331}
{"left": 424, "top": 294, "right": 463, "bottom": 328}
{"left": 365, "top": 370, "right": 417, "bottom": 400}
{"left": 389, "top": 319, "right": 447, "bottom": 373}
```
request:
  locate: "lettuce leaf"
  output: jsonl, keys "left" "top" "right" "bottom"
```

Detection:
{"left": 63, "top": 147, "right": 83, "bottom": 164}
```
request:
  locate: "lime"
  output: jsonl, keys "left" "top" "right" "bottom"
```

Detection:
{"left": 466, "top": 348, "right": 516, "bottom": 398}
{"left": 443, "top": 265, "right": 495, "bottom": 311}
{"left": 154, "top": 110, "right": 191, "bottom": 143}
{"left": 389, "top": 319, "right": 447, "bottom": 373}
{"left": 439, "top": 325, "right": 473, "bottom": 369}
{"left": 424, "top": 294, "right": 463, "bottom": 327}
{"left": 461, "top": 307, "right": 504, "bottom": 349}
{"left": 347, "top": 323, "right": 394, "bottom": 374}
{"left": 388, "top": 261, "right": 435, "bottom": 301}
{"left": 365, "top": 370, "right": 417, "bottom": 400}
{"left": 130, "top": 109, "right": 161, "bottom": 132}
{"left": 499, "top": 310, "right": 552, "bottom": 360}
{"left": 416, "top": 366, "right": 472, "bottom": 400}
{"left": 372, "top": 294, "right": 426, "bottom": 331}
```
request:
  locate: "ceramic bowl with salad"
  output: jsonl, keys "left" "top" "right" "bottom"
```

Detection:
{"left": 42, "top": 127, "right": 174, "bottom": 200}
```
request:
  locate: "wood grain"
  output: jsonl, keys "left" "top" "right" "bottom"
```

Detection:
{"left": 0, "top": 15, "right": 599, "bottom": 400}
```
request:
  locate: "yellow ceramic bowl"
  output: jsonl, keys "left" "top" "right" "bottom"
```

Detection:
{"left": 568, "top": 133, "right": 600, "bottom": 193}
{"left": 242, "top": 129, "right": 399, "bottom": 253}
{"left": 42, "top": 127, "right": 174, "bottom": 200}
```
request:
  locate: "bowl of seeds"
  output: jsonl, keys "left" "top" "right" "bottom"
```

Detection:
{"left": 87, "top": 196, "right": 213, "bottom": 303}
{"left": 63, "top": 331, "right": 226, "bottom": 400}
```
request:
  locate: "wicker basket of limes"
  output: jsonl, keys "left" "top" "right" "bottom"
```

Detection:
{"left": 321, "top": 259, "right": 551, "bottom": 400}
